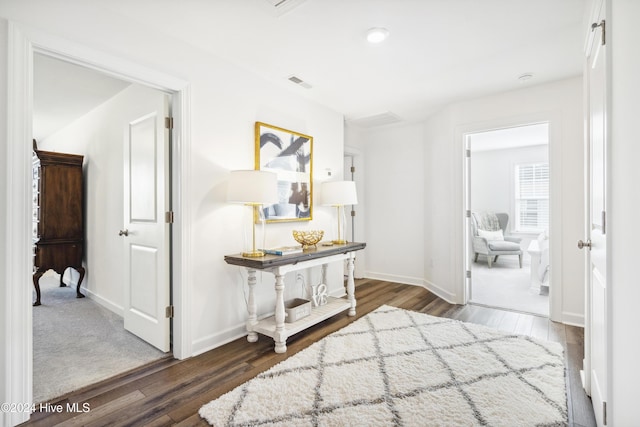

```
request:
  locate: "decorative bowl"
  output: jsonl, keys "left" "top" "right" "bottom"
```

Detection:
{"left": 292, "top": 230, "right": 324, "bottom": 249}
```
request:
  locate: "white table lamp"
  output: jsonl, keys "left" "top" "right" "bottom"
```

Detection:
{"left": 322, "top": 181, "right": 358, "bottom": 244}
{"left": 228, "top": 170, "right": 278, "bottom": 257}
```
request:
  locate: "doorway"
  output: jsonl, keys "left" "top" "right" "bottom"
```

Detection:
{"left": 6, "top": 25, "right": 190, "bottom": 424}
{"left": 31, "top": 53, "right": 172, "bottom": 402}
{"left": 465, "top": 123, "right": 550, "bottom": 316}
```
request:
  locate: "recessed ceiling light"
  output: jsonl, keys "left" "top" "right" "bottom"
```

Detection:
{"left": 366, "top": 27, "right": 389, "bottom": 44}
{"left": 518, "top": 73, "right": 534, "bottom": 82}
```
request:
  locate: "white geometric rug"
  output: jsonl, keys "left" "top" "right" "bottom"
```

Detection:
{"left": 199, "top": 305, "right": 567, "bottom": 426}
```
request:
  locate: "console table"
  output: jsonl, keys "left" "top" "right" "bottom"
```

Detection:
{"left": 224, "top": 242, "right": 366, "bottom": 353}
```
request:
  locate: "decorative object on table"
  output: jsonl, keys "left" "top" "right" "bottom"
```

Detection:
{"left": 292, "top": 229, "right": 324, "bottom": 249}
{"left": 199, "top": 305, "right": 567, "bottom": 427}
{"left": 227, "top": 170, "right": 278, "bottom": 257}
{"left": 255, "top": 122, "right": 313, "bottom": 223}
{"left": 262, "top": 245, "right": 303, "bottom": 256}
{"left": 311, "top": 283, "right": 328, "bottom": 307}
{"left": 284, "top": 298, "right": 311, "bottom": 323}
{"left": 321, "top": 180, "right": 358, "bottom": 244}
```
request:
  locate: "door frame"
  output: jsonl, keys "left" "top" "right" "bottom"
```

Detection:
{"left": 5, "top": 22, "right": 192, "bottom": 424}
{"left": 463, "top": 123, "right": 551, "bottom": 315}
{"left": 457, "top": 112, "right": 563, "bottom": 322}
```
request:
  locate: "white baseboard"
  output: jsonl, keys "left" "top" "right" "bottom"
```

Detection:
{"left": 561, "top": 311, "right": 585, "bottom": 327}
{"left": 364, "top": 271, "right": 458, "bottom": 304}
{"left": 365, "top": 271, "right": 424, "bottom": 287}
{"left": 192, "top": 323, "right": 247, "bottom": 356}
{"left": 192, "top": 288, "right": 353, "bottom": 356}
{"left": 421, "top": 279, "right": 458, "bottom": 304}
{"left": 84, "top": 288, "right": 124, "bottom": 317}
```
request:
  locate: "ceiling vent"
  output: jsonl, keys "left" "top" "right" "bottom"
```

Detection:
{"left": 264, "top": 0, "right": 308, "bottom": 16}
{"left": 288, "top": 75, "right": 312, "bottom": 89}
{"left": 349, "top": 112, "right": 402, "bottom": 128}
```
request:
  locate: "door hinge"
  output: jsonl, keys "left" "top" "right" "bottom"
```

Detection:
{"left": 592, "top": 20, "right": 605, "bottom": 46}
{"left": 350, "top": 166, "right": 356, "bottom": 173}
{"left": 466, "top": 270, "right": 471, "bottom": 279}
{"left": 165, "top": 211, "right": 174, "bottom": 224}
{"left": 603, "top": 401, "right": 607, "bottom": 425}
{"left": 466, "top": 149, "right": 471, "bottom": 158}
{"left": 166, "top": 305, "right": 174, "bottom": 318}
{"left": 466, "top": 210, "right": 471, "bottom": 218}
{"left": 602, "top": 210, "right": 606, "bottom": 234}
{"left": 165, "top": 116, "right": 174, "bottom": 129}
{"left": 351, "top": 210, "right": 356, "bottom": 217}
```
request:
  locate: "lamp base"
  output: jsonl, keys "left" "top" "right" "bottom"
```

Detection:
{"left": 242, "top": 250, "right": 265, "bottom": 258}
{"left": 332, "top": 239, "right": 348, "bottom": 245}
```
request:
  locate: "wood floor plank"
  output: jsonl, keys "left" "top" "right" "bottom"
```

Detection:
{"left": 20, "top": 279, "right": 595, "bottom": 427}
{"left": 531, "top": 315, "right": 550, "bottom": 341}
{"left": 54, "top": 390, "right": 146, "bottom": 427}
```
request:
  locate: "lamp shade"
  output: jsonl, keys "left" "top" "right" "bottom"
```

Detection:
{"left": 321, "top": 181, "right": 358, "bottom": 206}
{"left": 227, "top": 170, "right": 278, "bottom": 204}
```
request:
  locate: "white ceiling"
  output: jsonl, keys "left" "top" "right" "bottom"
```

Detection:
{"left": 33, "top": 54, "right": 131, "bottom": 142}
{"left": 32, "top": 0, "right": 587, "bottom": 139}
{"left": 470, "top": 123, "right": 549, "bottom": 152}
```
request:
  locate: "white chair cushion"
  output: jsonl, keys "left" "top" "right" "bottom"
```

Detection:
{"left": 487, "top": 240, "right": 521, "bottom": 251}
{"left": 478, "top": 229, "right": 504, "bottom": 241}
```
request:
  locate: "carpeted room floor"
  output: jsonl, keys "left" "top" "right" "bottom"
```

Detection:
{"left": 470, "top": 255, "right": 549, "bottom": 316}
{"left": 32, "top": 274, "right": 167, "bottom": 404}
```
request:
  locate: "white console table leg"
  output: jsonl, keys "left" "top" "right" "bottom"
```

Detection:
{"left": 246, "top": 268, "right": 258, "bottom": 343}
{"left": 273, "top": 271, "right": 287, "bottom": 353}
{"left": 346, "top": 255, "right": 356, "bottom": 316}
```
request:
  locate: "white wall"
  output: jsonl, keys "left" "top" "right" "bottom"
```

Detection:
{"left": 0, "top": 3, "right": 346, "bottom": 366}
{"left": 609, "top": 0, "right": 640, "bottom": 423}
{"left": 358, "top": 123, "right": 425, "bottom": 286}
{"left": 351, "top": 78, "right": 583, "bottom": 323}
{"left": 38, "top": 84, "right": 162, "bottom": 313}
{"left": 428, "top": 77, "right": 584, "bottom": 324}
{"left": 471, "top": 144, "right": 548, "bottom": 220}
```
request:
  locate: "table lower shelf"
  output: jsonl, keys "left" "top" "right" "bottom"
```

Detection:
{"left": 252, "top": 296, "right": 351, "bottom": 339}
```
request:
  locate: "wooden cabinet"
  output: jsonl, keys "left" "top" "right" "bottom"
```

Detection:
{"left": 32, "top": 149, "right": 86, "bottom": 306}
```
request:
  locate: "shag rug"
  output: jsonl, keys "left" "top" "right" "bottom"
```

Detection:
{"left": 200, "top": 305, "right": 567, "bottom": 427}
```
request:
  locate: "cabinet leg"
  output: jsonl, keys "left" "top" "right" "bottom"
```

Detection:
{"left": 59, "top": 267, "right": 67, "bottom": 287}
{"left": 246, "top": 268, "right": 258, "bottom": 343}
{"left": 346, "top": 255, "right": 356, "bottom": 316}
{"left": 273, "top": 272, "right": 287, "bottom": 353}
{"left": 76, "top": 266, "right": 86, "bottom": 298}
{"left": 33, "top": 269, "right": 45, "bottom": 306}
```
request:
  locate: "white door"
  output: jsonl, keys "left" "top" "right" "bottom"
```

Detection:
{"left": 122, "top": 92, "right": 171, "bottom": 352}
{"left": 583, "top": 2, "right": 607, "bottom": 425}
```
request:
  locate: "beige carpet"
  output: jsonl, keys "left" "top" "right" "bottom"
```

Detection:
{"left": 471, "top": 257, "right": 549, "bottom": 316}
{"left": 33, "top": 276, "right": 167, "bottom": 403}
{"left": 200, "top": 305, "right": 567, "bottom": 426}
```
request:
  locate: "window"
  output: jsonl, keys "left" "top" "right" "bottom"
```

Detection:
{"left": 514, "top": 163, "right": 549, "bottom": 232}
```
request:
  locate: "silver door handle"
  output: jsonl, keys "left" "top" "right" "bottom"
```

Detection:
{"left": 577, "top": 239, "right": 591, "bottom": 250}
{"left": 119, "top": 229, "right": 129, "bottom": 236}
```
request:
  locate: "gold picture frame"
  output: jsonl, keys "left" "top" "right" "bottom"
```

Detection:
{"left": 255, "top": 122, "right": 313, "bottom": 223}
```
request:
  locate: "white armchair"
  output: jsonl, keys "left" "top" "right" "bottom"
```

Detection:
{"left": 471, "top": 212, "right": 523, "bottom": 268}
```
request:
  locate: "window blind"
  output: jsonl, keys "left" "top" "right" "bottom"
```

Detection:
{"left": 515, "top": 163, "right": 549, "bottom": 232}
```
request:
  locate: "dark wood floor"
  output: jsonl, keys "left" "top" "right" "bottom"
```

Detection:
{"left": 22, "top": 279, "right": 596, "bottom": 427}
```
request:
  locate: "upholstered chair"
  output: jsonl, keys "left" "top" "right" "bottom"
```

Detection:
{"left": 471, "top": 212, "right": 523, "bottom": 268}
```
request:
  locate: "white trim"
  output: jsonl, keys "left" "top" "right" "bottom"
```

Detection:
{"left": 85, "top": 289, "right": 125, "bottom": 317}
{"left": 5, "top": 22, "right": 192, "bottom": 422}
{"left": 457, "top": 112, "right": 563, "bottom": 322}
{"left": 365, "top": 271, "right": 425, "bottom": 287}
{"left": 363, "top": 272, "right": 457, "bottom": 304}
{"left": 4, "top": 22, "right": 33, "bottom": 427}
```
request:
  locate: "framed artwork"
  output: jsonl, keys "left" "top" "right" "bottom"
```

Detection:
{"left": 255, "top": 122, "right": 313, "bottom": 222}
